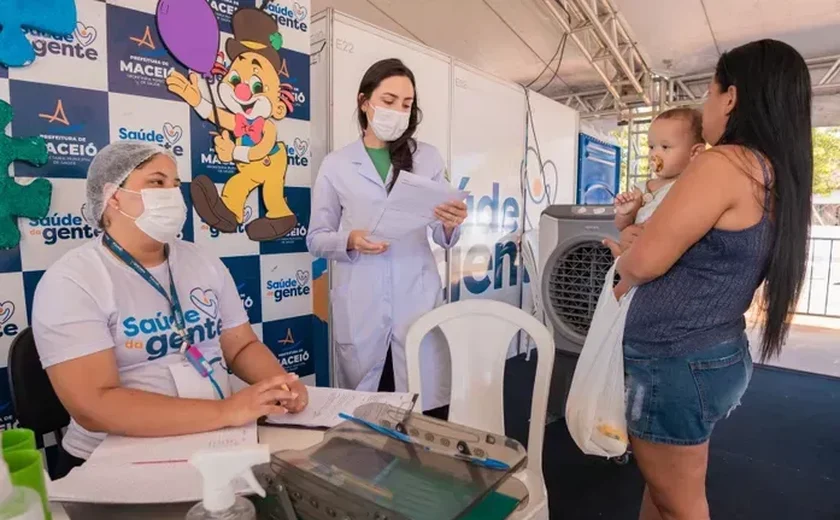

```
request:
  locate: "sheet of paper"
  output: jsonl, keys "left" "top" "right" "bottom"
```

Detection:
{"left": 86, "top": 422, "right": 258, "bottom": 466}
{"left": 49, "top": 463, "right": 253, "bottom": 504}
{"left": 265, "top": 386, "right": 417, "bottom": 429}
{"left": 387, "top": 172, "right": 467, "bottom": 220}
{"left": 50, "top": 424, "right": 259, "bottom": 504}
{"left": 370, "top": 171, "right": 468, "bottom": 241}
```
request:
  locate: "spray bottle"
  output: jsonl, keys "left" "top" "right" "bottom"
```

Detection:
{"left": 185, "top": 445, "right": 271, "bottom": 520}
{"left": 0, "top": 458, "right": 43, "bottom": 520}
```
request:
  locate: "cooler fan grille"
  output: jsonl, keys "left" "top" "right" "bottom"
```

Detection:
{"left": 547, "top": 241, "right": 615, "bottom": 337}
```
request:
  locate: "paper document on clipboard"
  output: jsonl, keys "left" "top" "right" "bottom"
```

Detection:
{"left": 370, "top": 171, "right": 468, "bottom": 241}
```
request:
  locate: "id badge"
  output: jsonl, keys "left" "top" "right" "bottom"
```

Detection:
{"left": 168, "top": 348, "right": 231, "bottom": 400}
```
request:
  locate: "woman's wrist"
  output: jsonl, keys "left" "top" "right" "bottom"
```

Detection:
{"left": 216, "top": 398, "right": 233, "bottom": 428}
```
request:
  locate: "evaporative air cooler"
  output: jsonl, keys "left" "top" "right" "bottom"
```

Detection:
{"left": 539, "top": 204, "right": 619, "bottom": 416}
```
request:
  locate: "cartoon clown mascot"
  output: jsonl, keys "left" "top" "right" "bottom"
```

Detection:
{"left": 166, "top": 9, "right": 296, "bottom": 241}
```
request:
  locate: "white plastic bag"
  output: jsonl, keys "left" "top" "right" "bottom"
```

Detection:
{"left": 565, "top": 262, "right": 635, "bottom": 458}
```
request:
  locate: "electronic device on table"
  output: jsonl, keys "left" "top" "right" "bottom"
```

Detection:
{"left": 253, "top": 403, "right": 529, "bottom": 520}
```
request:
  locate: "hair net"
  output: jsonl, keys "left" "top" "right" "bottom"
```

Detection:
{"left": 83, "top": 140, "right": 178, "bottom": 228}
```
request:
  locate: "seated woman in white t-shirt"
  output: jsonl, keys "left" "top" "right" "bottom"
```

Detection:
{"left": 32, "top": 140, "right": 308, "bottom": 477}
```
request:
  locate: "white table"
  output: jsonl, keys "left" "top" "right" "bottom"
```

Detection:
{"left": 52, "top": 426, "right": 325, "bottom": 520}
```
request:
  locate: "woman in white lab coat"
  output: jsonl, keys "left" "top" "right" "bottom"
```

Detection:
{"left": 307, "top": 58, "right": 467, "bottom": 417}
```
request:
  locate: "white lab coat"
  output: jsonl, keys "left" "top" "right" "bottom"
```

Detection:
{"left": 307, "top": 139, "right": 460, "bottom": 410}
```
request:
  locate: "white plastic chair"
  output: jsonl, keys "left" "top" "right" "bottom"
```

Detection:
{"left": 521, "top": 229, "right": 543, "bottom": 322}
{"left": 405, "top": 299, "right": 555, "bottom": 520}
{"left": 521, "top": 229, "right": 544, "bottom": 362}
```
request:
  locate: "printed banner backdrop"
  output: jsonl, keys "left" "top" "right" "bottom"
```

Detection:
{"left": 450, "top": 65, "right": 527, "bottom": 308}
{"left": 0, "top": 0, "right": 318, "bottom": 435}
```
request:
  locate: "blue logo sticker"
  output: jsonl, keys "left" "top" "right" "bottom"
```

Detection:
{"left": 27, "top": 210, "right": 101, "bottom": 245}
{"left": 117, "top": 122, "right": 185, "bottom": 157}
{"left": 259, "top": 186, "right": 310, "bottom": 255}
{"left": 265, "top": 268, "right": 310, "bottom": 304}
{"left": 264, "top": 1, "right": 309, "bottom": 34}
{"left": 0, "top": 300, "right": 20, "bottom": 341}
{"left": 9, "top": 80, "right": 109, "bottom": 178}
{"left": 286, "top": 137, "right": 309, "bottom": 168}
{"left": 262, "top": 315, "right": 313, "bottom": 376}
{"left": 26, "top": 21, "right": 101, "bottom": 63}
{"left": 0, "top": 297, "right": 19, "bottom": 338}
{"left": 106, "top": 4, "right": 186, "bottom": 100}
{"left": 221, "top": 255, "right": 262, "bottom": 325}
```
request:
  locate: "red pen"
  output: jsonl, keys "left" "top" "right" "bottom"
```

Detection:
{"left": 131, "top": 459, "right": 188, "bottom": 465}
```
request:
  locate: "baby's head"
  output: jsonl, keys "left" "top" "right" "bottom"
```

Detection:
{"left": 648, "top": 107, "right": 705, "bottom": 180}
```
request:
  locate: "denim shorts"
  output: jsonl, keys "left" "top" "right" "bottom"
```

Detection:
{"left": 624, "top": 333, "right": 753, "bottom": 445}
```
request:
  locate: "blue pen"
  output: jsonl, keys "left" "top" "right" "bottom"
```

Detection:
{"left": 338, "top": 412, "right": 413, "bottom": 443}
{"left": 452, "top": 453, "right": 510, "bottom": 471}
{"left": 338, "top": 412, "right": 510, "bottom": 471}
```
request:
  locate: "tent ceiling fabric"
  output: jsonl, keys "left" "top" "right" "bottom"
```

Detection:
{"left": 313, "top": 0, "right": 840, "bottom": 125}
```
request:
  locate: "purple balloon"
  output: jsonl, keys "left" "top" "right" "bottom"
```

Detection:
{"left": 156, "top": 0, "right": 220, "bottom": 75}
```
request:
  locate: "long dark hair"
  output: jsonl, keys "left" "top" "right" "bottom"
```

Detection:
{"left": 357, "top": 58, "right": 422, "bottom": 190}
{"left": 715, "top": 40, "right": 813, "bottom": 361}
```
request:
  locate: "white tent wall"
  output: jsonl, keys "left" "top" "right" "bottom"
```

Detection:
{"left": 520, "top": 90, "right": 579, "bottom": 353}
{"left": 524, "top": 90, "right": 580, "bottom": 223}
{"left": 449, "top": 62, "right": 526, "bottom": 360}
{"left": 310, "top": 13, "right": 330, "bottom": 188}
{"left": 310, "top": 9, "right": 580, "bottom": 382}
{"left": 329, "top": 17, "right": 452, "bottom": 157}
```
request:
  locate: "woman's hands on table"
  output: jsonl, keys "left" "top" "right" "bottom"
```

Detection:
{"left": 221, "top": 373, "right": 300, "bottom": 426}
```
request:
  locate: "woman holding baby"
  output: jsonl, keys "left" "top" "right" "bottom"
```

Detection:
{"left": 610, "top": 40, "right": 813, "bottom": 520}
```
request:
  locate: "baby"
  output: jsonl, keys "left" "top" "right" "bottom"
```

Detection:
{"left": 614, "top": 107, "right": 706, "bottom": 230}
{"left": 610, "top": 108, "right": 705, "bottom": 298}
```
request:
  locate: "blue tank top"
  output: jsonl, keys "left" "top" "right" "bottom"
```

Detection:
{"left": 624, "top": 151, "right": 773, "bottom": 357}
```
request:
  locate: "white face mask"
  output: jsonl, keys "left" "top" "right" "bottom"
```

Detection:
{"left": 368, "top": 105, "right": 410, "bottom": 142}
{"left": 119, "top": 187, "right": 187, "bottom": 243}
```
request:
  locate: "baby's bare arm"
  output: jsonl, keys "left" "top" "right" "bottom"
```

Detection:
{"left": 614, "top": 189, "right": 642, "bottom": 230}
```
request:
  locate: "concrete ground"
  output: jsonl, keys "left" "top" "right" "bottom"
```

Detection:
{"left": 747, "top": 316, "right": 840, "bottom": 378}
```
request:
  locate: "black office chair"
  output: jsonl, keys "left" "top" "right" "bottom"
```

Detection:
{"left": 7, "top": 327, "right": 70, "bottom": 442}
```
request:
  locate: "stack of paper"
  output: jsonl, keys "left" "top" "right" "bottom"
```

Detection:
{"left": 85, "top": 423, "right": 257, "bottom": 466}
{"left": 49, "top": 424, "right": 258, "bottom": 504}
{"left": 370, "top": 171, "right": 469, "bottom": 241}
{"left": 265, "top": 386, "right": 417, "bottom": 429}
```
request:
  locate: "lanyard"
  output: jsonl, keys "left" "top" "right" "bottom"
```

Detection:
{"left": 103, "top": 234, "right": 188, "bottom": 343}
{"left": 102, "top": 234, "right": 223, "bottom": 399}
